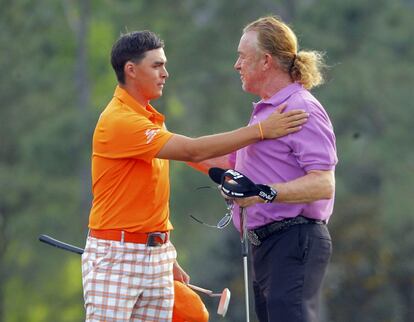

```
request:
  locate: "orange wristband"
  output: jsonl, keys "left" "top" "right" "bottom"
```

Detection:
{"left": 258, "top": 122, "right": 264, "bottom": 140}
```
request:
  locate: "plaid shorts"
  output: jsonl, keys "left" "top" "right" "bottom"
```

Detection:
{"left": 81, "top": 236, "right": 177, "bottom": 322}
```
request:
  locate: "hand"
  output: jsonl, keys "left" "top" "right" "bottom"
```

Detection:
{"left": 173, "top": 260, "right": 190, "bottom": 284}
{"left": 218, "top": 184, "right": 237, "bottom": 201}
{"left": 260, "top": 103, "right": 308, "bottom": 139}
{"left": 234, "top": 195, "right": 264, "bottom": 208}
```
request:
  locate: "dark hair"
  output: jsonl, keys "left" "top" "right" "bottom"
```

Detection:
{"left": 110, "top": 30, "right": 164, "bottom": 84}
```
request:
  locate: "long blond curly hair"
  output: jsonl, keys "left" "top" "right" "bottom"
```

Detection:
{"left": 244, "top": 16, "right": 325, "bottom": 90}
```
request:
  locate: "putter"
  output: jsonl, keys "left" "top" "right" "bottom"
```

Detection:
{"left": 187, "top": 284, "right": 231, "bottom": 317}
{"left": 208, "top": 168, "right": 273, "bottom": 322}
{"left": 39, "top": 234, "right": 231, "bottom": 317}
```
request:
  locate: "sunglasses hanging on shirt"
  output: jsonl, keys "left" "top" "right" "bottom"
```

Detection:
{"left": 189, "top": 186, "right": 234, "bottom": 229}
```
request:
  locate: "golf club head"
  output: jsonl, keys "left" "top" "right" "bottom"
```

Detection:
{"left": 208, "top": 167, "right": 225, "bottom": 184}
{"left": 208, "top": 167, "right": 261, "bottom": 198}
{"left": 217, "top": 288, "right": 231, "bottom": 317}
{"left": 208, "top": 167, "right": 277, "bottom": 202}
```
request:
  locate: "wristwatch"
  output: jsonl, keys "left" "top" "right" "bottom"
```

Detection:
{"left": 257, "top": 184, "right": 277, "bottom": 203}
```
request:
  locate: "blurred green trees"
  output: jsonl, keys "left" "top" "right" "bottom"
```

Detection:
{"left": 1, "top": 0, "right": 413, "bottom": 321}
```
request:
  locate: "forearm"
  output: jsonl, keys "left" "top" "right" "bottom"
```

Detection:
{"left": 270, "top": 170, "right": 335, "bottom": 203}
{"left": 158, "top": 125, "right": 260, "bottom": 162}
{"left": 188, "top": 125, "right": 260, "bottom": 161}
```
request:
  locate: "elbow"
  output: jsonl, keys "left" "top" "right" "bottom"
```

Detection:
{"left": 322, "top": 175, "right": 335, "bottom": 199}
{"left": 183, "top": 141, "right": 208, "bottom": 163}
{"left": 182, "top": 138, "right": 225, "bottom": 162}
{"left": 188, "top": 149, "right": 211, "bottom": 163}
{"left": 324, "top": 181, "right": 335, "bottom": 199}
{"left": 310, "top": 170, "right": 335, "bottom": 200}
{"left": 187, "top": 154, "right": 205, "bottom": 163}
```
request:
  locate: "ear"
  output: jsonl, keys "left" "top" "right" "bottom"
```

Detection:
{"left": 124, "top": 61, "right": 137, "bottom": 80}
{"left": 263, "top": 53, "right": 274, "bottom": 71}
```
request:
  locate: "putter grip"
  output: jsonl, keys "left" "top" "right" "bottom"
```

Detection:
{"left": 39, "top": 234, "right": 84, "bottom": 255}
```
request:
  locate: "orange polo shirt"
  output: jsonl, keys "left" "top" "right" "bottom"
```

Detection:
{"left": 88, "top": 86, "right": 174, "bottom": 232}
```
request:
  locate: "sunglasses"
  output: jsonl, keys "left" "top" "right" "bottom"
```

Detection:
{"left": 189, "top": 186, "right": 234, "bottom": 229}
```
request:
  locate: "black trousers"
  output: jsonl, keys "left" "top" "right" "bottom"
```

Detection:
{"left": 251, "top": 223, "right": 332, "bottom": 322}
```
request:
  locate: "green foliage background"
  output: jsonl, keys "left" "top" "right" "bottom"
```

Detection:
{"left": 1, "top": 0, "right": 413, "bottom": 321}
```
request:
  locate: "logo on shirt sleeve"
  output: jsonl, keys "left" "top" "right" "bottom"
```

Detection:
{"left": 145, "top": 128, "right": 160, "bottom": 144}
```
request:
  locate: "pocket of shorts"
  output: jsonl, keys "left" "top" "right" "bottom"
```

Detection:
{"left": 92, "top": 240, "right": 115, "bottom": 271}
{"left": 312, "top": 235, "right": 332, "bottom": 263}
{"left": 297, "top": 226, "right": 310, "bottom": 263}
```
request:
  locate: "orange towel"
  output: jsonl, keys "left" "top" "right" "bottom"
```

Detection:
{"left": 173, "top": 281, "right": 209, "bottom": 322}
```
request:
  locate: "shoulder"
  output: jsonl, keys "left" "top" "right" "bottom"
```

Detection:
{"left": 102, "top": 102, "right": 146, "bottom": 127}
{"left": 289, "top": 90, "right": 332, "bottom": 122}
{"left": 95, "top": 104, "right": 152, "bottom": 145}
{"left": 287, "top": 89, "right": 321, "bottom": 111}
{"left": 278, "top": 94, "right": 333, "bottom": 141}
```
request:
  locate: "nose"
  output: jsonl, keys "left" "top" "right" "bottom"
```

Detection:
{"left": 162, "top": 66, "right": 169, "bottom": 78}
{"left": 234, "top": 57, "right": 241, "bottom": 71}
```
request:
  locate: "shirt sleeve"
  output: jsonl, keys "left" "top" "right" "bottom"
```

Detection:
{"left": 286, "top": 99, "right": 338, "bottom": 172}
{"left": 93, "top": 111, "right": 173, "bottom": 163}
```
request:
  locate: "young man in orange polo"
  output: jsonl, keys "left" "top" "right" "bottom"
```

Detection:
{"left": 81, "top": 30, "right": 308, "bottom": 321}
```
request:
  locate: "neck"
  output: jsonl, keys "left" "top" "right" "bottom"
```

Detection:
{"left": 119, "top": 82, "right": 149, "bottom": 107}
{"left": 259, "top": 71, "right": 293, "bottom": 100}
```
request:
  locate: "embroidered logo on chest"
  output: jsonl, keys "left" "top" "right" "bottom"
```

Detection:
{"left": 145, "top": 129, "right": 160, "bottom": 144}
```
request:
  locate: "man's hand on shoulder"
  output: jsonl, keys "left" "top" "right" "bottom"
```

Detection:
{"left": 260, "top": 103, "right": 309, "bottom": 139}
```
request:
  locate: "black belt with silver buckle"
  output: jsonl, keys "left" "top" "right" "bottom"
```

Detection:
{"left": 146, "top": 232, "right": 168, "bottom": 247}
{"left": 247, "top": 216, "right": 325, "bottom": 246}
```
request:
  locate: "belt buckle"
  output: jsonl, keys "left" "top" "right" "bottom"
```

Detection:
{"left": 247, "top": 230, "right": 261, "bottom": 246}
{"left": 146, "top": 232, "right": 165, "bottom": 247}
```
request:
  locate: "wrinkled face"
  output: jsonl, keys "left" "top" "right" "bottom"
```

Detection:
{"left": 234, "top": 31, "right": 263, "bottom": 95}
{"left": 131, "top": 48, "right": 169, "bottom": 101}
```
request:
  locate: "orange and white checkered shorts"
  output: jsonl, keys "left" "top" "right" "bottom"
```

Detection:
{"left": 81, "top": 237, "right": 176, "bottom": 322}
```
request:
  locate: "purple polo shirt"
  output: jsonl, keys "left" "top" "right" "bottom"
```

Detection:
{"left": 231, "top": 82, "right": 338, "bottom": 230}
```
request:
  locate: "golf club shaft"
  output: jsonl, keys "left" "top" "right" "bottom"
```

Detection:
{"left": 240, "top": 207, "right": 250, "bottom": 322}
{"left": 187, "top": 284, "right": 213, "bottom": 295}
{"left": 39, "top": 234, "right": 84, "bottom": 255}
{"left": 243, "top": 256, "right": 250, "bottom": 322}
{"left": 240, "top": 207, "right": 249, "bottom": 257}
{"left": 187, "top": 284, "right": 223, "bottom": 297}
